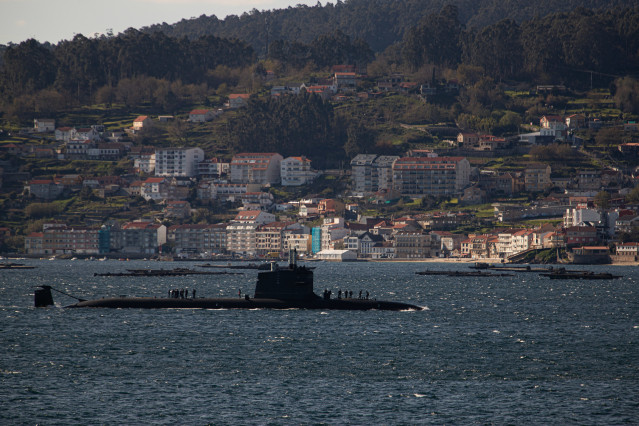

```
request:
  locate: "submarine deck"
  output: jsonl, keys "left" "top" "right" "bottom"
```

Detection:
{"left": 67, "top": 296, "right": 422, "bottom": 311}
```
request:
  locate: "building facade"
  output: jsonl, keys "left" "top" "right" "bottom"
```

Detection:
{"left": 155, "top": 147, "right": 205, "bottom": 177}
{"left": 392, "top": 156, "right": 470, "bottom": 197}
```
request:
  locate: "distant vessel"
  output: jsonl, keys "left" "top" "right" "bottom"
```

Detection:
{"left": 540, "top": 270, "right": 622, "bottom": 280}
{"left": 35, "top": 250, "right": 422, "bottom": 311}
{"left": 93, "top": 268, "right": 242, "bottom": 277}
{"left": 0, "top": 262, "right": 35, "bottom": 270}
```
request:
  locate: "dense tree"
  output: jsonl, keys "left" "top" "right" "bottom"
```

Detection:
{"left": 228, "top": 93, "right": 344, "bottom": 168}
{"left": 612, "top": 77, "right": 639, "bottom": 115}
{"left": 402, "top": 5, "right": 463, "bottom": 69}
{"left": 344, "top": 123, "right": 375, "bottom": 159}
{"left": 141, "top": 0, "right": 639, "bottom": 56}
{"left": 1, "top": 39, "right": 56, "bottom": 97}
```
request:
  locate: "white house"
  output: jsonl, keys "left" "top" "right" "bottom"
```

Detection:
{"left": 55, "top": 127, "right": 74, "bottom": 141}
{"left": 72, "top": 127, "right": 100, "bottom": 141}
{"left": 34, "top": 118, "right": 55, "bottom": 132}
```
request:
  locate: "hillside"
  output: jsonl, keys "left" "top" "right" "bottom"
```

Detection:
{"left": 143, "top": 0, "right": 639, "bottom": 55}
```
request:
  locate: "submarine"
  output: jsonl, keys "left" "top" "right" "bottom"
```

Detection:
{"left": 35, "top": 250, "right": 422, "bottom": 311}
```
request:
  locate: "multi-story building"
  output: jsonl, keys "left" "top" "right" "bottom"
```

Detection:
{"left": 356, "top": 232, "right": 385, "bottom": 258}
{"left": 392, "top": 156, "right": 470, "bottom": 197}
{"left": 319, "top": 218, "right": 347, "bottom": 252}
{"left": 464, "top": 234, "right": 496, "bottom": 259}
{"left": 478, "top": 171, "right": 516, "bottom": 196}
{"left": 281, "top": 156, "right": 318, "bottom": 186}
{"left": 511, "top": 229, "right": 534, "bottom": 253}
{"left": 577, "top": 170, "right": 602, "bottom": 190}
{"left": 282, "top": 230, "right": 311, "bottom": 255}
{"left": 168, "top": 223, "right": 227, "bottom": 256}
{"left": 24, "top": 224, "right": 106, "bottom": 255}
{"left": 255, "top": 222, "right": 304, "bottom": 256}
{"left": 226, "top": 211, "right": 276, "bottom": 256}
{"left": 563, "top": 226, "right": 599, "bottom": 247}
{"left": 230, "top": 153, "right": 283, "bottom": 184}
{"left": 394, "top": 232, "right": 431, "bottom": 259}
{"left": 524, "top": 164, "right": 552, "bottom": 192}
{"left": 120, "top": 221, "right": 167, "bottom": 255}
{"left": 198, "top": 158, "right": 229, "bottom": 178}
{"left": 134, "top": 152, "right": 156, "bottom": 174}
{"left": 155, "top": 147, "right": 204, "bottom": 177}
{"left": 226, "top": 222, "right": 259, "bottom": 256}
{"left": 350, "top": 154, "right": 399, "bottom": 194}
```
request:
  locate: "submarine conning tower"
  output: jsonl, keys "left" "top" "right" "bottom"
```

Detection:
{"left": 253, "top": 249, "right": 316, "bottom": 300}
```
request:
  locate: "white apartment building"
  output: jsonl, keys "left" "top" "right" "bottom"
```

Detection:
{"left": 230, "top": 153, "right": 283, "bottom": 184}
{"left": 320, "top": 218, "right": 347, "bottom": 251}
{"left": 226, "top": 223, "right": 259, "bottom": 256}
{"left": 392, "top": 156, "right": 470, "bottom": 196}
{"left": 281, "top": 156, "right": 318, "bottom": 186}
{"left": 350, "top": 154, "right": 399, "bottom": 194}
{"left": 155, "top": 147, "right": 204, "bottom": 177}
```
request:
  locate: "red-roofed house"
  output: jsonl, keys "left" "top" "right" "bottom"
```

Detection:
{"left": 55, "top": 127, "right": 74, "bottom": 142}
{"left": 188, "top": 109, "right": 214, "bottom": 122}
{"left": 228, "top": 94, "right": 250, "bottom": 109}
{"left": 615, "top": 241, "right": 639, "bottom": 261}
{"left": 133, "top": 116, "right": 152, "bottom": 131}
{"left": 141, "top": 177, "right": 167, "bottom": 201}
{"left": 333, "top": 72, "right": 358, "bottom": 88}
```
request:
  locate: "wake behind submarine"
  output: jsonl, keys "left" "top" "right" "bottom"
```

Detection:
{"left": 35, "top": 250, "right": 422, "bottom": 311}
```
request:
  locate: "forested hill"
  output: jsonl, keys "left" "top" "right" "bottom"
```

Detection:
{"left": 143, "top": 0, "right": 639, "bottom": 55}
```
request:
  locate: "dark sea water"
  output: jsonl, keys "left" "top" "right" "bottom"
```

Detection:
{"left": 1, "top": 259, "right": 638, "bottom": 425}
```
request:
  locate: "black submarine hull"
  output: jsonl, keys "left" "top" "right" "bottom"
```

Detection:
{"left": 66, "top": 296, "right": 422, "bottom": 311}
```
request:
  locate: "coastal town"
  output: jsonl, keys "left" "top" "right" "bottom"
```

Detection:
{"left": 2, "top": 75, "right": 638, "bottom": 264}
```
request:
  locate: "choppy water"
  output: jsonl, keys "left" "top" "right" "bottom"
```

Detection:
{"left": 1, "top": 260, "right": 638, "bottom": 424}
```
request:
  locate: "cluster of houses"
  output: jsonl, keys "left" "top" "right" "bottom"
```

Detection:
{"left": 6, "top": 69, "right": 639, "bottom": 260}
{"left": 22, "top": 199, "right": 639, "bottom": 261}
